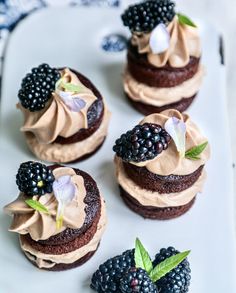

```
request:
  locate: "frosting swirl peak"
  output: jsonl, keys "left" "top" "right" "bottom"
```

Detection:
{"left": 4, "top": 167, "right": 87, "bottom": 241}
{"left": 130, "top": 109, "right": 210, "bottom": 175}
{"left": 131, "top": 16, "right": 201, "bottom": 68}
{"left": 18, "top": 68, "right": 97, "bottom": 144}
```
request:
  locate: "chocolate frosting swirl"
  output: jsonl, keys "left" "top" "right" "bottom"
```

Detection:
{"left": 18, "top": 68, "right": 97, "bottom": 144}
{"left": 131, "top": 109, "right": 210, "bottom": 176}
{"left": 131, "top": 16, "right": 201, "bottom": 68}
{"left": 4, "top": 167, "right": 87, "bottom": 241}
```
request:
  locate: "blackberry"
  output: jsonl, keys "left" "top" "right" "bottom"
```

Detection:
{"left": 121, "top": 0, "right": 175, "bottom": 33}
{"left": 153, "top": 247, "right": 191, "bottom": 293}
{"left": 16, "top": 161, "right": 55, "bottom": 196}
{"left": 113, "top": 123, "right": 171, "bottom": 163}
{"left": 91, "top": 249, "right": 135, "bottom": 292}
{"left": 120, "top": 267, "right": 157, "bottom": 293}
{"left": 18, "top": 63, "right": 61, "bottom": 112}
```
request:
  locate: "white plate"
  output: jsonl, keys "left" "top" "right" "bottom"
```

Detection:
{"left": 0, "top": 7, "right": 235, "bottom": 293}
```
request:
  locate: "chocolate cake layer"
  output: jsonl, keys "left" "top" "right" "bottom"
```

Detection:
{"left": 54, "top": 69, "right": 105, "bottom": 145}
{"left": 127, "top": 42, "right": 200, "bottom": 88}
{"left": 36, "top": 165, "right": 101, "bottom": 246}
{"left": 123, "top": 162, "right": 204, "bottom": 194}
{"left": 126, "top": 93, "right": 196, "bottom": 115}
{"left": 120, "top": 186, "right": 195, "bottom": 220}
{"left": 26, "top": 247, "right": 98, "bottom": 271}
{"left": 22, "top": 203, "right": 100, "bottom": 254}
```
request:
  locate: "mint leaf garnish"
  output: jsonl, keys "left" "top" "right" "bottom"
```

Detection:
{"left": 55, "top": 77, "right": 83, "bottom": 93}
{"left": 177, "top": 13, "right": 197, "bottom": 28}
{"left": 185, "top": 141, "right": 208, "bottom": 160}
{"left": 61, "top": 82, "right": 82, "bottom": 93}
{"left": 25, "top": 199, "right": 49, "bottom": 214}
{"left": 150, "top": 250, "right": 190, "bottom": 283}
{"left": 135, "top": 238, "right": 153, "bottom": 274}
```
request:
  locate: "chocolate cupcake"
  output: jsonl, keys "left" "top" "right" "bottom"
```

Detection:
{"left": 113, "top": 109, "right": 210, "bottom": 220}
{"left": 17, "top": 63, "right": 111, "bottom": 163}
{"left": 4, "top": 162, "right": 106, "bottom": 271}
{"left": 121, "top": 0, "right": 204, "bottom": 115}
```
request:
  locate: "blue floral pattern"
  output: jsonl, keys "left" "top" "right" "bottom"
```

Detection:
{"left": 0, "top": 0, "right": 119, "bottom": 31}
{"left": 0, "top": 0, "right": 120, "bottom": 87}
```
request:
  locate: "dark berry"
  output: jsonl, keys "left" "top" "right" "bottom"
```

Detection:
{"left": 113, "top": 123, "right": 171, "bottom": 162}
{"left": 18, "top": 63, "right": 61, "bottom": 112}
{"left": 91, "top": 249, "right": 135, "bottom": 292}
{"left": 16, "top": 161, "right": 55, "bottom": 196}
{"left": 121, "top": 0, "right": 175, "bottom": 33}
{"left": 153, "top": 247, "right": 191, "bottom": 293}
{"left": 120, "top": 267, "right": 157, "bottom": 293}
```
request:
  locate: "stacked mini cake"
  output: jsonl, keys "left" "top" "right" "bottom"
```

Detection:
{"left": 4, "top": 162, "right": 106, "bottom": 270}
{"left": 121, "top": 0, "right": 204, "bottom": 114}
{"left": 17, "top": 63, "right": 110, "bottom": 163}
{"left": 113, "top": 109, "right": 210, "bottom": 219}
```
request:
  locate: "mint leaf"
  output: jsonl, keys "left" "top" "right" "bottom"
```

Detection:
{"left": 55, "top": 76, "right": 83, "bottom": 93}
{"left": 150, "top": 250, "right": 190, "bottom": 283}
{"left": 25, "top": 199, "right": 49, "bottom": 214}
{"left": 185, "top": 141, "right": 208, "bottom": 160}
{"left": 61, "top": 82, "right": 82, "bottom": 93}
{"left": 135, "top": 238, "right": 153, "bottom": 273}
{"left": 177, "top": 13, "right": 197, "bottom": 28}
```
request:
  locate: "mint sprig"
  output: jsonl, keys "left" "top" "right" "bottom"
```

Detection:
{"left": 177, "top": 13, "right": 197, "bottom": 28}
{"left": 55, "top": 78, "right": 83, "bottom": 93}
{"left": 134, "top": 239, "right": 190, "bottom": 284}
{"left": 25, "top": 199, "right": 49, "bottom": 214}
{"left": 185, "top": 141, "right": 208, "bottom": 160}
{"left": 149, "top": 250, "right": 190, "bottom": 282}
{"left": 135, "top": 238, "right": 153, "bottom": 274}
{"left": 61, "top": 82, "right": 82, "bottom": 93}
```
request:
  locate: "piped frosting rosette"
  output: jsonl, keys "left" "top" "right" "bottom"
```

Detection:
{"left": 131, "top": 15, "right": 201, "bottom": 68}
{"left": 18, "top": 68, "right": 98, "bottom": 144}
{"left": 5, "top": 167, "right": 88, "bottom": 241}
{"left": 132, "top": 109, "right": 210, "bottom": 176}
